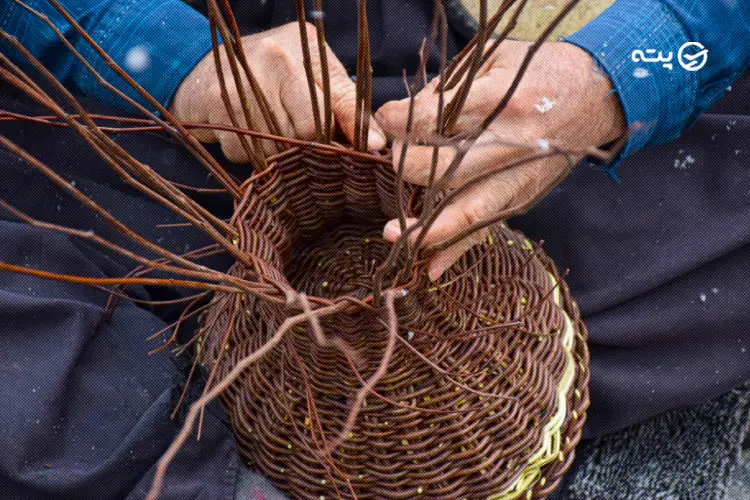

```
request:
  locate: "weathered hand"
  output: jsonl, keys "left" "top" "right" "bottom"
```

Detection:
{"left": 375, "top": 39, "right": 626, "bottom": 280}
{"left": 171, "top": 22, "right": 385, "bottom": 160}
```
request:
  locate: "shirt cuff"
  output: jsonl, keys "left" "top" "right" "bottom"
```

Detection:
{"left": 564, "top": 0, "right": 698, "bottom": 175}
{"left": 74, "top": 0, "right": 214, "bottom": 112}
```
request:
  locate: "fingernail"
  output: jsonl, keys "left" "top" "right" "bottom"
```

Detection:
{"left": 368, "top": 130, "right": 386, "bottom": 151}
{"left": 428, "top": 264, "right": 444, "bottom": 282}
{"left": 383, "top": 220, "right": 400, "bottom": 240}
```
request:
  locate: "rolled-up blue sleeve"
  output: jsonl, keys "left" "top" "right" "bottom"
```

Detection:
{"left": 565, "top": 0, "right": 750, "bottom": 175}
{"left": 1, "top": 0, "right": 214, "bottom": 112}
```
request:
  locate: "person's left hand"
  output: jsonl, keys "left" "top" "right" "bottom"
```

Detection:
{"left": 375, "top": 39, "right": 626, "bottom": 280}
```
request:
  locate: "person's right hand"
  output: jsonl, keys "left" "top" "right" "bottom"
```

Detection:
{"left": 375, "top": 39, "right": 625, "bottom": 280}
{"left": 170, "top": 22, "right": 386, "bottom": 161}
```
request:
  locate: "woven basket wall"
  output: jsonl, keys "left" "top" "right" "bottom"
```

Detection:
{"left": 198, "top": 147, "right": 590, "bottom": 499}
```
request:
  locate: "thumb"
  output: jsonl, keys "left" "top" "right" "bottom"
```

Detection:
{"left": 325, "top": 57, "right": 386, "bottom": 150}
{"left": 426, "top": 228, "right": 490, "bottom": 281}
{"left": 382, "top": 186, "right": 494, "bottom": 280}
{"left": 382, "top": 214, "right": 490, "bottom": 281}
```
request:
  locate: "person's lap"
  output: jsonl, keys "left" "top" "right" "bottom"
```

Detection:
{"left": 0, "top": 91, "right": 240, "bottom": 499}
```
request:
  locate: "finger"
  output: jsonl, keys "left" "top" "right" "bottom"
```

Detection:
{"left": 419, "top": 180, "right": 514, "bottom": 280}
{"left": 382, "top": 216, "right": 489, "bottom": 281}
{"left": 423, "top": 159, "right": 562, "bottom": 249}
{"left": 211, "top": 104, "right": 273, "bottom": 162}
{"left": 383, "top": 162, "right": 550, "bottom": 279}
{"left": 278, "top": 56, "right": 326, "bottom": 140}
{"left": 383, "top": 217, "right": 420, "bottom": 244}
{"left": 316, "top": 46, "right": 386, "bottom": 150}
{"left": 382, "top": 188, "right": 491, "bottom": 249}
{"left": 375, "top": 84, "right": 457, "bottom": 139}
{"left": 375, "top": 68, "right": 517, "bottom": 139}
{"left": 214, "top": 121, "right": 251, "bottom": 164}
{"left": 381, "top": 200, "right": 492, "bottom": 281}
{"left": 249, "top": 38, "right": 315, "bottom": 142}
{"left": 389, "top": 131, "right": 528, "bottom": 188}
{"left": 427, "top": 227, "right": 491, "bottom": 281}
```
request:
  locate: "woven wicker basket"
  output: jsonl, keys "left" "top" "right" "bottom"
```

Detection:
{"left": 198, "top": 147, "right": 590, "bottom": 499}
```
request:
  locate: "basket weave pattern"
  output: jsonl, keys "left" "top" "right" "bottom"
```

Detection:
{"left": 199, "top": 147, "right": 590, "bottom": 499}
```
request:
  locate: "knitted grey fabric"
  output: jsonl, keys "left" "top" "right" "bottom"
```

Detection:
{"left": 550, "top": 383, "right": 750, "bottom": 500}
{"left": 726, "top": 441, "right": 750, "bottom": 500}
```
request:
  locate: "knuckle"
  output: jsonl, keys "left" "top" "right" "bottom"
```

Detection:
{"left": 304, "top": 22, "right": 317, "bottom": 41}
{"left": 374, "top": 103, "right": 394, "bottom": 124}
{"left": 258, "top": 41, "right": 297, "bottom": 72}
{"left": 376, "top": 102, "right": 406, "bottom": 134}
{"left": 331, "top": 82, "right": 355, "bottom": 107}
{"left": 460, "top": 200, "right": 488, "bottom": 228}
{"left": 296, "top": 118, "right": 317, "bottom": 140}
{"left": 256, "top": 36, "right": 277, "bottom": 50}
{"left": 257, "top": 37, "right": 287, "bottom": 59}
{"left": 504, "top": 88, "right": 537, "bottom": 115}
{"left": 220, "top": 138, "right": 244, "bottom": 163}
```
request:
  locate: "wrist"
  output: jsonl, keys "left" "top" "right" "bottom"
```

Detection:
{"left": 559, "top": 42, "right": 626, "bottom": 147}
{"left": 170, "top": 47, "right": 215, "bottom": 118}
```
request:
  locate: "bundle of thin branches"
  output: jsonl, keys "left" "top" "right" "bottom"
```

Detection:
{"left": 0, "top": 0, "right": 617, "bottom": 498}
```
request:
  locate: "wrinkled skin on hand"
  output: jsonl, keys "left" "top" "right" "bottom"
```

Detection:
{"left": 170, "top": 22, "right": 385, "bottom": 160}
{"left": 375, "top": 39, "right": 626, "bottom": 280}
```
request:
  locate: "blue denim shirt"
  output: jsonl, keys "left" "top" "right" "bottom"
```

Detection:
{"left": 565, "top": 0, "right": 750, "bottom": 177}
{"left": 1, "top": 0, "right": 213, "bottom": 112}
{"left": 3, "top": 0, "right": 750, "bottom": 168}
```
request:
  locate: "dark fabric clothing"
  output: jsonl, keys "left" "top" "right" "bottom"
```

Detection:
{"left": 1, "top": 1, "right": 750, "bottom": 499}
{"left": 515, "top": 70, "right": 750, "bottom": 437}
{"left": 0, "top": 89, "right": 241, "bottom": 499}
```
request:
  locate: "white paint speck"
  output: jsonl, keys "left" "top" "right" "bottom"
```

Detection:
{"left": 534, "top": 96, "right": 556, "bottom": 113}
{"left": 674, "top": 154, "right": 696, "bottom": 170}
{"left": 124, "top": 45, "right": 150, "bottom": 73}
{"left": 633, "top": 67, "right": 650, "bottom": 78}
{"left": 537, "top": 138, "right": 551, "bottom": 151}
{"left": 699, "top": 293, "right": 707, "bottom": 302}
